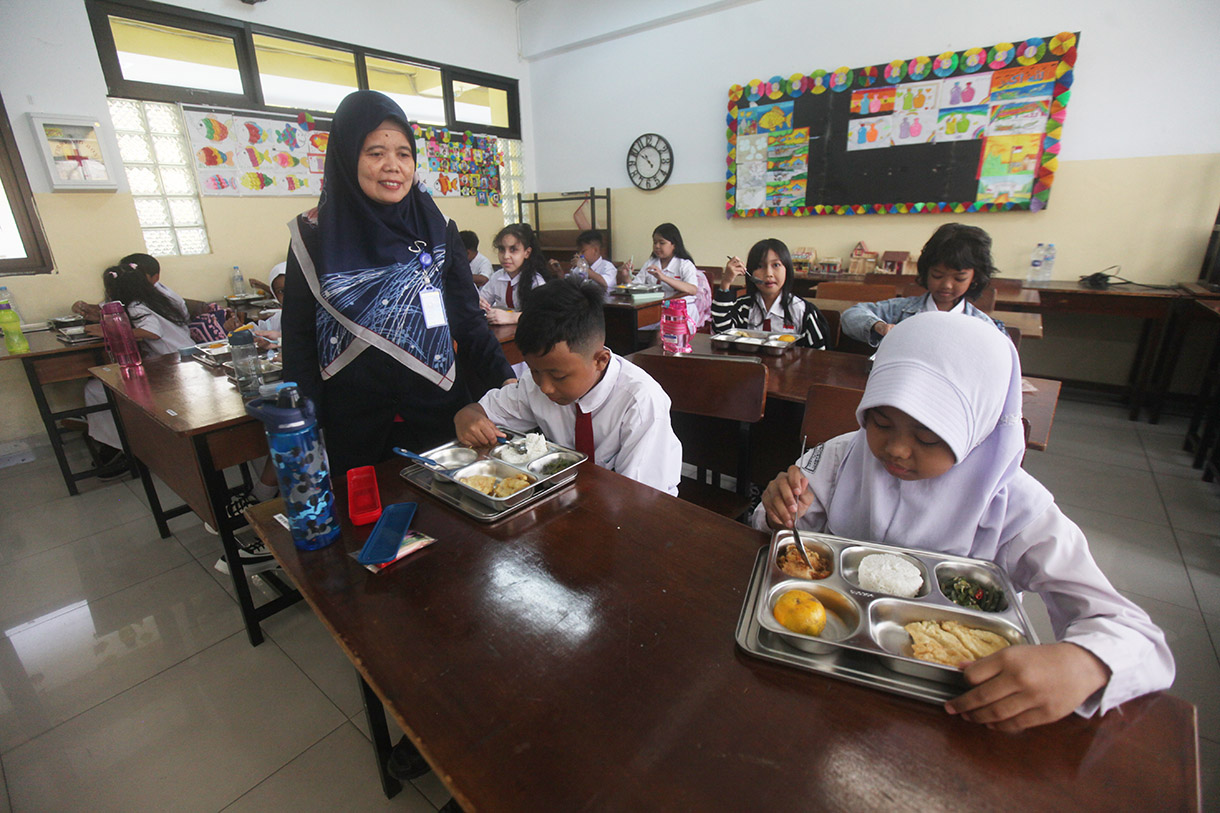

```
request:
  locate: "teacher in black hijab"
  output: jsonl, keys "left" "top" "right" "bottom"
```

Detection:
{"left": 282, "top": 90, "right": 514, "bottom": 475}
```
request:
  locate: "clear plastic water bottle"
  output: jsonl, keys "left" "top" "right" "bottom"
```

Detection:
{"left": 1027, "top": 243, "right": 1044, "bottom": 283}
{"left": 0, "top": 300, "right": 29, "bottom": 353}
{"left": 0, "top": 287, "right": 20, "bottom": 323}
{"left": 660, "top": 298, "right": 692, "bottom": 355}
{"left": 569, "top": 254, "right": 590, "bottom": 282}
{"left": 99, "top": 301, "right": 142, "bottom": 370}
{"left": 1040, "top": 244, "right": 1056, "bottom": 281}
{"left": 246, "top": 384, "right": 340, "bottom": 550}
{"left": 228, "top": 329, "right": 263, "bottom": 399}
{"left": 231, "top": 265, "right": 247, "bottom": 296}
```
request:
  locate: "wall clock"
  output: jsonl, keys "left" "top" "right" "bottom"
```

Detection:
{"left": 626, "top": 133, "right": 672, "bottom": 191}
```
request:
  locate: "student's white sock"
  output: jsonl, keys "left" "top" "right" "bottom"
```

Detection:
{"left": 251, "top": 479, "right": 278, "bottom": 501}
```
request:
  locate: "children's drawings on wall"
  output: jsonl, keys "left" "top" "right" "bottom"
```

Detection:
{"left": 726, "top": 31, "right": 1078, "bottom": 216}
{"left": 186, "top": 107, "right": 327, "bottom": 197}
{"left": 412, "top": 126, "right": 502, "bottom": 206}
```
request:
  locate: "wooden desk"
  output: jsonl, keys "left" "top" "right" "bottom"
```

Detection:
{"left": 0, "top": 330, "right": 126, "bottom": 494}
{"left": 603, "top": 294, "right": 669, "bottom": 355}
{"left": 808, "top": 298, "right": 1044, "bottom": 340}
{"left": 91, "top": 354, "right": 300, "bottom": 645}
{"left": 245, "top": 459, "right": 1199, "bottom": 811}
{"left": 490, "top": 323, "right": 521, "bottom": 365}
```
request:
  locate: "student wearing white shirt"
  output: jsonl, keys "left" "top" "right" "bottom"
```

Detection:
{"left": 251, "top": 263, "right": 285, "bottom": 343}
{"left": 460, "top": 229, "right": 494, "bottom": 285}
{"left": 758, "top": 313, "right": 1173, "bottom": 730}
{"left": 840, "top": 223, "right": 1006, "bottom": 346}
{"left": 84, "top": 264, "right": 193, "bottom": 477}
{"left": 617, "top": 222, "right": 700, "bottom": 311}
{"left": 575, "top": 229, "right": 616, "bottom": 292}
{"left": 715, "top": 238, "right": 831, "bottom": 348}
{"left": 478, "top": 223, "right": 553, "bottom": 325}
{"left": 456, "top": 277, "right": 682, "bottom": 495}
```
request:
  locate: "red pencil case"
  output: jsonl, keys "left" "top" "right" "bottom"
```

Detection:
{"left": 346, "top": 465, "right": 383, "bottom": 525}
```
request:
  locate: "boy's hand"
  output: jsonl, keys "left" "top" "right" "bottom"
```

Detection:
{"left": 760, "top": 465, "right": 814, "bottom": 529}
{"left": 479, "top": 298, "right": 493, "bottom": 313}
{"left": 945, "top": 642, "right": 1110, "bottom": 732}
{"left": 486, "top": 308, "right": 519, "bottom": 326}
{"left": 455, "top": 404, "right": 504, "bottom": 447}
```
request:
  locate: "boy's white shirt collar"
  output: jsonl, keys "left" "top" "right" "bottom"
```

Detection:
{"left": 573, "top": 350, "right": 620, "bottom": 414}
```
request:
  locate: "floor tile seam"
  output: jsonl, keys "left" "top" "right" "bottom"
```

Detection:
{"left": 0, "top": 509, "right": 173, "bottom": 567}
{"left": 0, "top": 557, "right": 211, "bottom": 641}
{"left": 1148, "top": 460, "right": 1218, "bottom": 621}
{"left": 263, "top": 624, "right": 358, "bottom": 721}
{"left": 0, "top": 628, "right": 252, "bottom": 759}
{"left": 1052, "top": 496, "right": 1173, "bottom": 529}
{"left": 1038, "top": 448, "right": 1152, "bottom": 474}
{"left": 214, "top": 718, "right": 354, "bottom": 812}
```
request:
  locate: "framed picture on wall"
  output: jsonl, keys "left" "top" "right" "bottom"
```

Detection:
{"left": 27, "top": 114, "right": 119, "bottom": 191}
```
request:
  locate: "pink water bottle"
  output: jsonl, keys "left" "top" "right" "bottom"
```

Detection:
{"left": 660, "top": 298, "right": 692, "bottom": 355}
{"left": 100, "top": 301, "right": 142, "bottom": 370}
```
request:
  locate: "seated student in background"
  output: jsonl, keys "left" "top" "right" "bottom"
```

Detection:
{"left": 574, "top": 229, "right": 616, "bottom": 292}
{"left": 226, "top": 261, "right": 288, "bottom": 336}
{"left": 72, "top": 252, "right": 205, "bottom": 323}
{"left": 479, "top": 223, "right": 553, "bottom": 325}
{"left": 617, "top": 222, "right": 700, "bottom": 310}
{"left": 716, "top": 238, "right": 832, "bottom": 348}
{"left": 758, "top": 313, "right": 1174, "bottom": 731}
{"left": 840, "top": 223, "right": 1007, "bottom": 346}
{"left": 456, "top": 277, "right": 682, "bottom": 495}
{"left": 83, "top": 264, "right": 194, "bottom": 477}
{"left": 460, "top": 229, "right": 494, "bottom": 287}
{"left": 246, "top": 260, "right": 286, "bottom": 300}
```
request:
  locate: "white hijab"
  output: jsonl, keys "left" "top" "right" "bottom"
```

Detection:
{"left": 825, "top": 312, "right": 1052, "bottom": 560}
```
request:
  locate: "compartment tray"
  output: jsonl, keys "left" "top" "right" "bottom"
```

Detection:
{"left": 400, "top": 464, "right": 577, "bottom": 523}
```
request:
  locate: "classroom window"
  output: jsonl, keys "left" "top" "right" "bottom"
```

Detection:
{"left": 454, "top": 82, "right": 510, "bottom": 129}
{"left": 108, "top": 16, "right": 243, "bottom": 95}
{"left": 0, "top": 94, "right": 54, "bottom": 275}
{"left": 108, "top": 98, "right": 211, "bottom": 257}
{"left": 253, "top": 34, "right": 357, "bottom": 114}
{"left": 366, "top": 57, "right": 446, "bottom": 126}
{"left": 499, "top": 138, "right": 524, "bottom": 227}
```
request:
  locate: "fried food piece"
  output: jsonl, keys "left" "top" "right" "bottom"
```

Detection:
{"left": 493, "top": 473, "right": 531, "bottom": 498}
{"left": 459, "top": 475, "right": 497, "bottom": 495}
{"left": 904, "top": 620, "right": 1011, "bottom": 667}
{"left": 776, "top": 544, "right": 830, "bottom": 579}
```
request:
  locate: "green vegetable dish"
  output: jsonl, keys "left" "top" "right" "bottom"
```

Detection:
{"left": 941, "top": 576, "right": 1004, "bottom": 612}
{"left": 540, "top": 459, "right": 570, "bottom": 476}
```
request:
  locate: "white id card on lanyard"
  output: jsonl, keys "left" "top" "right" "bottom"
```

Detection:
{"left": 420, "top": 286, "right": 447, "bottom": 329}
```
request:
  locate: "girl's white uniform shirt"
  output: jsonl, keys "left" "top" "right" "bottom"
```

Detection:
{"left": 477, "top": 353, "right": 682, "bottom": 495}
{"left": 479, "top": 269, "right": 547, "bottom": 310}
{"left": 255, "top": 309, "right": 283, "bottom": 333}
{"left": 753, "top": 432, "right": 1174, "bottom": 717}
{"left": 922, "top": 294, "right": 966, "bottom": 314}
{"left": 750, "top": 295, "right": 807, "bottom": 331}
{"left": 155, "top": 281, "right": 189, "bottom": 320}
{"left": 128, "top": 302, "right": 192, "bottom": 356}
{"left": 632, "top": 256, "right": 699, "bottom": 310}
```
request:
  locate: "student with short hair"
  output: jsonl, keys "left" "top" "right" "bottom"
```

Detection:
{"left": 716, "top": 238, "right": 831, "bottom": 348}
{"left": 841, "top": 223, "right": 1006, "bottom": 346}
{"left": 456, "top": 277, "right": 682, "bottom": 495}
{"left": 479, "top": 223, "right": 554, "bottom": 325}
{"left": 575, "top": 229, "right": 616, "bottom": 291}
{"left": 460, "top": 229, "right": 493, "bottom": 285}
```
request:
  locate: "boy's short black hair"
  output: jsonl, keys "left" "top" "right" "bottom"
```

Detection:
{"left": 916, "top": 223, "right": 995, "bottom": 299}
{"left": 576, "top": 229, "right": 603, "bottom": 250}
{"left": 515, "top": 278, "right": 606, "bottom": 357}
{"left": 459, "top": 230, "right": 479, "bottom": 251}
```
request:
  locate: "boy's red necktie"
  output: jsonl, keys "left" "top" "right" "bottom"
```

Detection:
{"left": 574, "top": 404, "right": 595, "bottom": 459}
{"left": 506, "top": 281, "right": 514, "bottom": 308}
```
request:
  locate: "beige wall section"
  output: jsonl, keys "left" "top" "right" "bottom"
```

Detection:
{"left": 1, "top": 191, "right": 505, "bottom": 445}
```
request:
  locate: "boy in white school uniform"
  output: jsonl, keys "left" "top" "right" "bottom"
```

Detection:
{"left": 576, "top": 229, "right": 617, "bottom": 292}
{"left": 460, "top": 229, "right": 494, "bottom": 286}
{"left": 455, "top": 277, "right": 682, "bottom": 495}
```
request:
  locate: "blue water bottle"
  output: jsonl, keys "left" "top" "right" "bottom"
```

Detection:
{"left": 246, "top": 384, "right": 340, "bottom": 550}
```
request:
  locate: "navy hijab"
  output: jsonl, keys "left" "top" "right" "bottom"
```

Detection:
{"left": 298, "top": 90, "right": 456, "bottom": 388}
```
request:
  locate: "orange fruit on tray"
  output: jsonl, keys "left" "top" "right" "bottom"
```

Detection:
{"left": 773, "top": 589, "right": 827, "bottom": 636}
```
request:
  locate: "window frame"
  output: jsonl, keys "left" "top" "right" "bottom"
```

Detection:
{"left": 86, "top": 0, "right": 522, "bottom": 139}
{"left": 0, "top": 94, "right": 54, "bottom": 276}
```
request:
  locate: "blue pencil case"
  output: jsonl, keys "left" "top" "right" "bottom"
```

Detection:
{"left": 356, "top": 502, "right": 417, "bottom": 565}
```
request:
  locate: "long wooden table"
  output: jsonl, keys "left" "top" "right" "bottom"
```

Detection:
{"left": 245, "top": 459, "right": 1199, "bottom": 811}
{"left": 603, "top": 293, "right": 671, "bottom": 355}
{"left": 91, "top": 354, "right": 300, "bottom": 645}
{"left": 0, "top": 330, "right": 132, "bottom": 494}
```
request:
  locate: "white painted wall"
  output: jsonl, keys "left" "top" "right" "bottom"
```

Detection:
{"left": 524, "top": 0, "right": 1220, "bottom": 191}
{"left": 0, "top": 0, "right": 531, "bottom": 195}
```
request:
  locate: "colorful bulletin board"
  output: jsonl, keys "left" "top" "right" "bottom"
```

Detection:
{"left": 726, "top": 32, "right": 1078, "bottom": 217}
{"left": 412, "top": 124, "right": 503, "bottom": 207}
{"left": 184, "top": 106, "right": 330, "bottom": 197}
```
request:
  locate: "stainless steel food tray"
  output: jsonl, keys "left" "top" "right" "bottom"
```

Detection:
{"left": 711, "top": 329, "right": 798, "bottom": 355}
{"left": 613, "top": 283, "right": 663, "bottom": 294}
{"left": 738, "top": 531, "right": 1038, "bottom": 698}
{"left": 399, "top": 430, "right": 586, "bottom": 521}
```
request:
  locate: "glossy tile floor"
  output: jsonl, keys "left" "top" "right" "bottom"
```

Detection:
{"left": 0, "top": 394, "right": 1218, "bottom": 811}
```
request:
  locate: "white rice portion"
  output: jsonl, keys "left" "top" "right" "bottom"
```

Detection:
{"left": 499, "top": 432, "right": 549, "bottom": 464}
{"left": 857, "top": 553, "right": 923, "bottom": 597}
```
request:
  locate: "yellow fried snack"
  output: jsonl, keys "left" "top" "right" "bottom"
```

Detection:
{"left": 904, "top": 620, "right": 1011, "bottom": 667}
{"left": 493, "top": 473, "right": 531, "bottom": 498}
{"left": 459, "top": 475, "right": 497, "bottom": 495}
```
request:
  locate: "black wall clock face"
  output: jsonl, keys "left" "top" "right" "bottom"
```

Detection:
{"left": 627, "top": 133, "right": 672, "bottom": 190}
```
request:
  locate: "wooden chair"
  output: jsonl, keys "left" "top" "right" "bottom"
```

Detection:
{"left": 820, "top": 308, "right": 842, "bottom": 349}
{"left": 800, "top": 383, "right": 864, "bottom": 449}
{"left": 816, "top": 282, "right": 896, "bottom": 302}
{"left": 631, "top": 353, "right": 768, "bottom": 520}
{"left": 1005, "top": 324, "right": 1022, "bottom": 349}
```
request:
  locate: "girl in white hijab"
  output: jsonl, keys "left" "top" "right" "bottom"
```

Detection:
{"left": 756, "top": 311, "right": 1173, "bottom": 732}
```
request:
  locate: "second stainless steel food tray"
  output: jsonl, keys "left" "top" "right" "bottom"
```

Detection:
{"left": 742, "top": 530, "right": 1039, "bottom": 695}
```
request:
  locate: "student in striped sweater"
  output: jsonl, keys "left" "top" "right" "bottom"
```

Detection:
{"left": 713, "top": 238, "right": 831, "bottom": 348}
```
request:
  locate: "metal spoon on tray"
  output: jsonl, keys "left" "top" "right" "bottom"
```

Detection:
{"left": 790, "top": 436, "right": 817, "bottom": 572}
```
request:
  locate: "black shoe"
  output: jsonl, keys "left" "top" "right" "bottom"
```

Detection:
{"left": 96, "top": 451, "right": 131, "bottom": 481}
{"left": 214, "top": 536, "right": 277, "bottom": 575}
{"left": 224, "top": 490, "right": 259, "bottom": 520}
{"left": 386, "top": 735, "right": 432, "bottom": 781}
